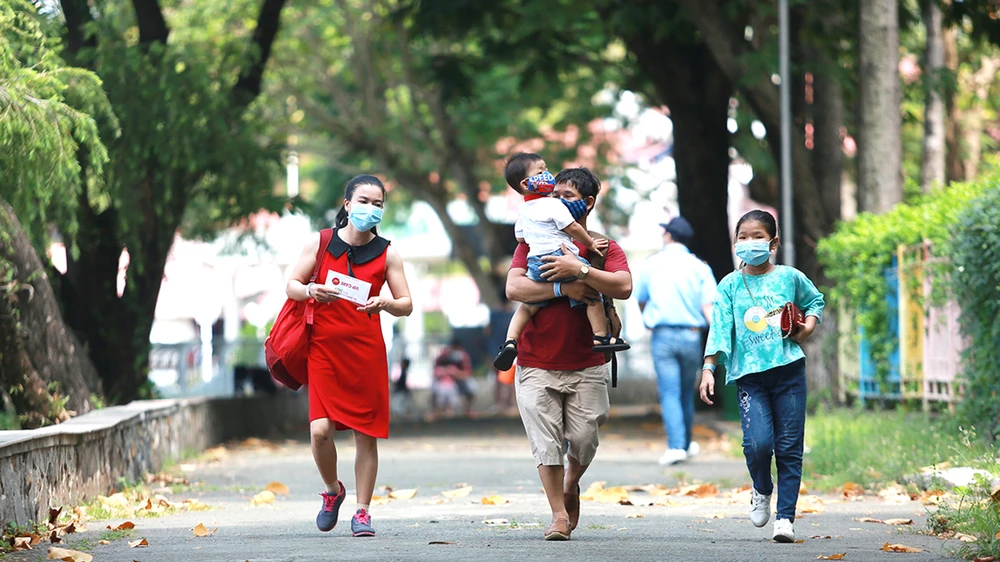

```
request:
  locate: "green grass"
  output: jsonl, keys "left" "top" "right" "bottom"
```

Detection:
{"left": 802, "top": 407, "right": 998, "bottom": 492}
{"left": 931, "top": 473, "right": 1000, "bottom": 560}
{"left": 99, "top": 528, "right": 134, "bottom": 542}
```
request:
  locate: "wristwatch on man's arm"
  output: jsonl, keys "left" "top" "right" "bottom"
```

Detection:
{"left": 576, "top": 264, "right": 590, "bottom": 280}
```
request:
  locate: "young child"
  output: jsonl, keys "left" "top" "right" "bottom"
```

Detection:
{"left": 698, "top": 209, "right": 825, "bottom": 543}
{"left": 493, "top": 153, "right": 629, "bottom": 371}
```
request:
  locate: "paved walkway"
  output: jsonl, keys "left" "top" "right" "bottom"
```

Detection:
{"left": 9, "top": 416, "right": 962, "bottom": 561}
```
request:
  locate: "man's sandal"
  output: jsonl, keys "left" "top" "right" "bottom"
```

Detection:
{"left": 543, "top": 518, "right": 571, "bottom": 541}
{"left": 493, "top": 339, "right": 518, "bottom": 371}
{"left": 592, "top": 334, "right": 630, "bottom": 353}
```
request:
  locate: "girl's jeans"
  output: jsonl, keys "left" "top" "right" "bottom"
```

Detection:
{"left": 736, "top": 358, "right": 807, "bottom": 521}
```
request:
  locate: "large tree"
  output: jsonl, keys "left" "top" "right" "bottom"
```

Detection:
{"left": 51, "top": 0, "right": 289, "bottom": 402}
{"left": 273, "top": 0, "right": 616, "bottom": 307}
{"left": 857, "top": 0, "right": 903, "bottom": 212}
{"left": 0, "top": 0, "right": 109, "bottom": 426}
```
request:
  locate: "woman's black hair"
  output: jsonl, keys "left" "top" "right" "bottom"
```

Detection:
{"left": 735, "top": 209, "right": 778, "bottom": 239}
{"left": 335, "top": 174, "right": 387, "bottom": 233}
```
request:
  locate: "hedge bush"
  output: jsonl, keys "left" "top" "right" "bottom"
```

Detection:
{"left": 816, "top": 172, "right": 992, "bottom": 388}
{"left": 950, "top": 180, "right": 1000, "bottom": 442}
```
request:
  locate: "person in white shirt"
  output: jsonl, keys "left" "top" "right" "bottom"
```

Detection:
{"left": 493, "top": 153, "right": 630, "bottom": 371}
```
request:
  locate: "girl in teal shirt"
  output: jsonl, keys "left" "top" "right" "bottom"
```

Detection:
{"left": 699, "top": 210, "right": 825, "bottom": 543}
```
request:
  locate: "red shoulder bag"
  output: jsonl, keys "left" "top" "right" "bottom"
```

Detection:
{"left": 264, "top": 228, "right": 334, "bottom": 390}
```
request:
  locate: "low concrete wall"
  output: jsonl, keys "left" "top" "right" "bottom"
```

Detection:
{"left": 0, "top": 393, "right": 309, "bottom": 526}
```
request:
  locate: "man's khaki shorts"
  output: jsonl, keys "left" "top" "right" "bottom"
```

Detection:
{"left": 515, "top": 364, "right": 610, "bottom": 466}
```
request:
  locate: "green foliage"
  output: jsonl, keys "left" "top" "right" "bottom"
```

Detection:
{"left": 803, "top": 407, "right": 997, "bottom": 492}
{"left": 932, "top": 469, "right": 1000, "bottom": 560}
{"left": 0, "top": 0, "right": 113, "bottom": 246}
{"left": 83, "top": 12, "right": 283, "bottom": 259}
{"left": 816, "top": 177, "right": 988, "bottom": 386}
{"left": 950, "top": 174, "right": 1000, "bottom": 443}
{"left": 273, "top": 0, "right": 619, "bottom": 224}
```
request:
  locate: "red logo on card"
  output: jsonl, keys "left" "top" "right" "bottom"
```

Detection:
{"left": 332, "top": 278, "right": 341, "bottom": 286}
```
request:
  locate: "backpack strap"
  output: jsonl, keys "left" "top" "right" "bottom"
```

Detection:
{"left": 311, "top": 228, "right": 334, "bottom": 282}
{"left": 611, "top": 352, "right": 618, "bottom": 388}
{"left": 305, "top": 228, "right": 334, "bottom": 325}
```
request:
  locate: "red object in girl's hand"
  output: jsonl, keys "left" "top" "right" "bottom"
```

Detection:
{"left": 780, "top": 302, "right": 805, "bottom": 339}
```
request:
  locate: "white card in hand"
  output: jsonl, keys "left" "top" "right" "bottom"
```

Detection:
{"left": 324, "top": 270, "right": 372, "bottom": 306}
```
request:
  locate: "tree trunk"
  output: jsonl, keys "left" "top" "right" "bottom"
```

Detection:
{"left": 54, "top": 0, "right": 288, "bottom": 404}
{"left": 614, "top": 30, "right": 735, "bottom": 282}
{"left": 0, "top": 200, "right": 101, "bottom": 426}
{"left": 673, "top": 0, "right": 834, "bottom": 285}
{"left": 961, "top": 56, "right": 1000, "bottom": 180}
{"left": 659, "top": 47, "right": 735, "bottom": 282}
{"left": 921, "top": 0, "right": 947, "bottom": 192}
{"left": 812, "top": 61, "right": 845, "bottom": 221}
{"left": 943, "top": 24, "right": 964, "bottom": 183}
{"left": 60, "top": 186, "right": 175, "bottom": 402}
{"left": 858, "top": 0, "right": 903, "bottom": 213}
{"left": 420, "top": 192, "right": 504, "bottom": 309}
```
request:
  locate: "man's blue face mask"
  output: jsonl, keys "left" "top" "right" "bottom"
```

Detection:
{"left": 560, "top": 198, "right": 589, "bottom": 221}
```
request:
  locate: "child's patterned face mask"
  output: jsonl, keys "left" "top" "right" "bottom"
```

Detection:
{"left": 525, "top": 171, "right": 556, "bottom": 194}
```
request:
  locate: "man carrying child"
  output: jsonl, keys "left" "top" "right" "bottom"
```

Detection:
{"left": 503, "top": 157, "right": 633, "bottom": 541}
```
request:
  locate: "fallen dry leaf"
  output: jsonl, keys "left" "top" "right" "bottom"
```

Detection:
{"left": 884, "top": 519, "right": 913, "bottom": 526}
{"left": 46, "top": 546, "right": 93, "bottom": 562}
{"left": 881, "top": 542, "right": 923, "bottom": 553}
{"left": 250, "top": 490, "right": 275, "bottom": 506}
{"left": 955, "top": 532, "right": 978, "bottom": 543}
{"left": 49, "top": 531, "right": 61, "bottom": 544}
{"left": 857, "top": 517, "right": 884, "bottom": 524}
{"left": 626, "top": 513, "right": 645, "bottom": 519}
{"left": 193, "top": 523, "right": 217, "bottom": 537}
{"left": 810, "top": 535, "right": 833, "bottom": 539}
{"left": 996, "top": 531, "right": 1000, "bottom": 540}
{"left": 48, "top": 507, "right": 63, "bottom": 526}
{"left": 973, "top": 556, "right": 996, "bottom": 562}
{"left": 817, "top": 555, "right": 846, "bottom": 560}
{"left": 841, "top": 482, "right": 864, "bottom": 498}
{"left": 13, "top": 536, "right": 33, "bottom": 551}
{"left": 581, "top": 482, "right": 632, "bottom": 503}
{"left": 371, "top": 495, "right": 390, "bottom": 506}
{"left": 264, "top": 481, "right": 290, "bottom": 495}
{"left": 441, "top": 486, "right": 473, "bottom": 498}
{"left": 181, "top": 499, "right": 210, "bottom": 511}
{"left": 128, "top": 538, "right": 149, "bottom": 548}
{"left": 108, "top": 521, "right": 135, "bottom": 531}
{"left": 429, "top": 541, "right": 456, "bottom": 545}
{"left": 680, "top": 483, "right": 719, "bottom": 498}
{"left": 389, "top": 488, "right": 418, "bottom": 500}
{"left": 97, "top": 540, "right": 110, "bottom": 545}
{"left": 481, "top": 495, "right": 509, "bottom": 505}
{"left": 482, "top": 518, "right": 509, "bottom": 526}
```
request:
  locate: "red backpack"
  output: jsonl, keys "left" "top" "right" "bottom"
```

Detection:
{"left": 264, "top": 228, "right": 334, "bottom": 390}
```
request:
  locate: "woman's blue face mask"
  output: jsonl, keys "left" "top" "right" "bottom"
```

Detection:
{"left": 349, "top": 203, "right": 383, "bottom": 232}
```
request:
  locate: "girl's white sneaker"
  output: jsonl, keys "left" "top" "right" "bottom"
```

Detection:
{"left": 772, "top": 518, "right": 795, "bottom": 542}
{"left": 750, "top": 489, "right": 771, "bottom": 527}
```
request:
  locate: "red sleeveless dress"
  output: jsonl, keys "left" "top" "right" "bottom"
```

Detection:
{"left": 307, "top": 230, "right": 390, "bottom": 438}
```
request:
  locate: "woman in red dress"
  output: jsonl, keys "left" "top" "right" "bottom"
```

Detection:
{"left": 285, "top": 175, "right": 412, "bottom": 537}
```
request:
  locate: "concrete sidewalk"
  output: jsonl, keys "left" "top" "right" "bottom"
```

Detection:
{"left": 7, "top": 417, "right": 963, "bottom": 561}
